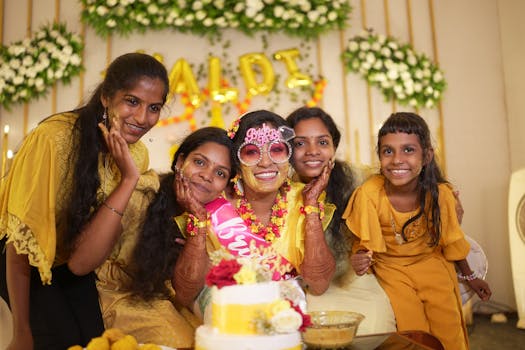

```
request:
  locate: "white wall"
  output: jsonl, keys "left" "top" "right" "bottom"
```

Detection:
{"left": 0, "top": 0, "right": 517, "bottom": 308}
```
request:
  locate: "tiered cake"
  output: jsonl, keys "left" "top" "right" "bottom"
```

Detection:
{"left": 194, "top": 258, "right": 308, "bottom": 350}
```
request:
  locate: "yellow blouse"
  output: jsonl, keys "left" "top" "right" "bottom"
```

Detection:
{"left": 343, "top": 175, "right": 469, "bottom": 265}
{"left": 0, "top": 112, "right": 159, "bottom": 284}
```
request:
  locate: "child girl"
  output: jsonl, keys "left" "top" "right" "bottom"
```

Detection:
{"left": 343, "top": 112, "right": 491, "bottom": 349}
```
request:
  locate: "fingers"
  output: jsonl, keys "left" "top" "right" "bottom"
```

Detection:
{"left": 98, "top": 122, "right": 109, "bottom": 145}
{"left": 350, "top": 250, "right": 374, "bottom": 275}
{"left": 175, "top": 238, "right": 187, "bottom": 246}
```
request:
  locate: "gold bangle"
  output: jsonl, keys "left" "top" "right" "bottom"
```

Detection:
{"left": 102, "top": 202, "right": 124, "bottom": 217}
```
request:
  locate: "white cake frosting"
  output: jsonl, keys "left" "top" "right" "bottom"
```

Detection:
{"left": 194, "top": 281, "right": 303, "bottom": 350}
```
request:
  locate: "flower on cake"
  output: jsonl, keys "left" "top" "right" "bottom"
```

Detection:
{"left": 205, "top": 250, "right": 311, "bottom": 334}
{"left": 205, "top": 251, "right": 273, "bottom": 288}
{"left": 254, "top": 298, "right": 311, "bottom": 334}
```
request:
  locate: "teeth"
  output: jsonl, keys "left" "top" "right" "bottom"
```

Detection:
{"left": 391, "top": 169, "right": 409, "bottom": 175}
{"left": 255, "top": 172, "right": 277, "bottom": 179}
{"left": 305, "top": 161, "right": 322, "bottom": 166}
{"left": 126, "top": 123, "right": 145, "bottom": 131}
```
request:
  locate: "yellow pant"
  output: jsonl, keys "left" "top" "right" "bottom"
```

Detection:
{"left": 374, "top": 255, "right": 468, "bottom": 350}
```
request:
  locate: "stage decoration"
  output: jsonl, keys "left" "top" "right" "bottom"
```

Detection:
{"left": 80, "top": 0, "right": 352, "bottom": 39}
{"left": 156, "top": 92, "right": 198, "bottom": 130}
{"left": 0, "top": 23, "right": 83, "bottom": 110}
{"left": 239, "top": 53, "right": 275, "bottom": 96}
{"left": 208, "top": 56, "right": 239, "bottom": 104}
{"left": 306, "top": 79, "right": 327, "bottom": 107}
{"left": 168, "top": 58, "right": 202, "bottom": 107}
{"left": 342, "top": 29, "right": 446, "bottom": 109}
{"left": 273, "top": 48, "right": 312, "bottom": 88}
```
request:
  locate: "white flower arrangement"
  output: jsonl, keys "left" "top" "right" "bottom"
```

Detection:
{"left": 80, "top": 0, "right": 352, "bottom": 38}
{"left": 0, "top": 23, "right": 83, "bottom": 110}
{"left": 342, "top": 29, "right": 446, "bottom": 109}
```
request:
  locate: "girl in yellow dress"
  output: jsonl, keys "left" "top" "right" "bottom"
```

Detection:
{"left": 0, "top": 53, "right": 168, "bottom": 350}
{"left": 112, "top": 127, "right": 235, "bottom": 348}
{"left": 343, "top": 112, "right": 491, "bottom": 349}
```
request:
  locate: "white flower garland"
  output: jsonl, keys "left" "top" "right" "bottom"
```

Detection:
{"left": 80, "top": 0, "right": 352, "bottom": 38}
{"left": 0, "top": 23, "right": 83, "bottom": 110}
{"left": 343, "top": 29, "right": 446, "bottom": 109}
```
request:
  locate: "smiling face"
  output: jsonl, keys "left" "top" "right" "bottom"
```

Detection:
{"left": 291, "top": 118, "right": 336, "bottom": 183}
{"left": 238, "top": 125, "right": 290, "bottom": 195}
{"left": 175, "top": 142, "right": 232, "bottom": 204}
{"left": 379, "top": 132, "right": 431, "bottom": 192}
{"left": 101, "top": 76, "right": 165, "bottom": 144}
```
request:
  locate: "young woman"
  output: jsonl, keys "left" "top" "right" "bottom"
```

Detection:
{"left": 172, "top": 110, "right": 336, "bottom": 315}
{"left": 0, "top": 52, "right": 169, "bottom": 350}
{"left": 343, "top": 112, "right": 492, "bottom": 349}
{"left": 95, "top": 127, "right": 234, "bottom": 348}
{"left": 286, "top": 106, "right": 396, "bottom": 335}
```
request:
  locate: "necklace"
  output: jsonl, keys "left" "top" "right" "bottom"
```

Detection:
{"left": 236, "top": 182, "right": 290, "bottom": 243}
{"left": 390, "top": 209, "right": 420, "bottom": 245}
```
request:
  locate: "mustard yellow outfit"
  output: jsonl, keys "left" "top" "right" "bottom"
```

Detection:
{"left": 343, "top": 175, "right": 470, "bottom": 350}
{"left": 0, "top": 113, "right": 195, "bottom": 348}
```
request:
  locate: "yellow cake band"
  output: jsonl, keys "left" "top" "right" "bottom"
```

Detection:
{"left": 212, "top": 302, "right": 268, "bottom": 334}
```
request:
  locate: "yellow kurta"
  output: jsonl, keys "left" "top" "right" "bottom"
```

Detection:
{"left": 343, "top": 175, "right": 470, "bottom": 350}
{"left": 0, "top": 113, "right": 195, "bottom": 348}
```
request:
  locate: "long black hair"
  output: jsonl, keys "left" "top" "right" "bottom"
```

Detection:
{"left": 63, "top": 53, "right": 169, "bottom": 256}
{"left": 287, "top": 107, "right": 356, "bottom": 274}
{"left": 129, "top": 127, "right": 235, "bottom": 300}
{"left": 377, "top": 112, "right": 447, "bottom": 246}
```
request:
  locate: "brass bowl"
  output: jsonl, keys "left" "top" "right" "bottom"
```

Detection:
{"left": 303, "top": 311, "right": 365, "bottom": 349}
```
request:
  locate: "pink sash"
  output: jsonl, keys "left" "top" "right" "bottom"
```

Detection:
{"left": 205, "top": 197, "right": 294, "bottom": 279}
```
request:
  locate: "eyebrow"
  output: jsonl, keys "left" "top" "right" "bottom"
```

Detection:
{"left": 294, "top": 134, "right": 331, "bottom": 139}
{"left": 193, "top": 152, "right": 231, "bottom": 172}
{"left": 124, "top": 94, "right": 164, "bottom": 105}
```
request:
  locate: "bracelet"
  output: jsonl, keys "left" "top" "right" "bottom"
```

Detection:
{"left": 186, "top": 214, "right": 207, "bottom": 236}
{"left": 457, "top": 271, "right": 478, "bottom": 282}
{"left": 102, "top": 202, "right": 124, "bottom": 217}
{"left": 300, "top": 202, "right": 325, "bottom": 220}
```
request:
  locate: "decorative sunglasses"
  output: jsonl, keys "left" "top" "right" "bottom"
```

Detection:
{"left": 238, "top": 140, "right": 292, "bottom": 166}
{"left": 237, "top": 124, "right": 295, "bottom": 166}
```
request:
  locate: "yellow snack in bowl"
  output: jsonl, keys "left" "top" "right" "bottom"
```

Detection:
{"left": 111, "top": 334, "right": 139, "bottom": 350}
{"left": 86, "top": 336, "right": 110, "bottom": 350}
{"left": 103, "top": 328, "right": 127, "bottom": 343}
{"left": 139, "top": 344, "right": 162, "bottom": 350}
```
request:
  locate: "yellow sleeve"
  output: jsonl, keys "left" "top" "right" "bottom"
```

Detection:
{"left": 438, "top": 184, "right": 470, "bottom": 260}
{"left": 0, "top": 117, "right": 73, "bottom": 284}
{"left": 342, "top": 178, "right": 387, "bottom": 253}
